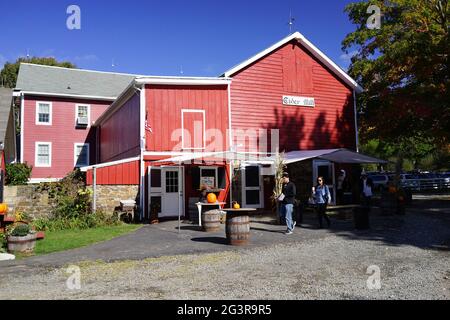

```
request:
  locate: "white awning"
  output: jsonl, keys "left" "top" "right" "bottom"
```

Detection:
{"left": 150, "top": 149, "right": 387, "bottom": 165}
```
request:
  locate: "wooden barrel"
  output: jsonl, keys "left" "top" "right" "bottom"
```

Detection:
{"left": 202, "top": 209, "right": 221, "bottom": 232}
{"left": 226, "top": 214, "right": 250, "bottom": 245}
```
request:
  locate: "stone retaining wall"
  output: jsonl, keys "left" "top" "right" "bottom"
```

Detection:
{"left": 3, "top": 185, "right": 55, "bottom": 219}
{"left": 4, "top": 184, "right": 140, "bottom": 219}
{"left": 87, "top": 185, "right": 139, "bottom": 214}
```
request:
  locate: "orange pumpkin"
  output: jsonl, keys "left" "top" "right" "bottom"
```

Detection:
{"left": 233, "top": 202, "right": 241, "bottom": 209}
{"left": 388, "top": 186, "right": 397, "bottom": 193}
{"left": 0, "top": 203, "right": 8, "bottom": 214}
{"left": 206, "top": 193, "right": 217, "bottom": 203}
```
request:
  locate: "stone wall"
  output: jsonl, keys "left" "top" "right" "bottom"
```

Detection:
{"left": 3, "top": 185, "right": 56, "bottom": 219}
{"left": 3, "top": 184, "right": 140, "bottom": 220}
{"left": 87, "top": 185, "right": 139, "bottom": 215}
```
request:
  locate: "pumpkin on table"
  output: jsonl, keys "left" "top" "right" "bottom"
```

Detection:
{"left": 206, "top": 193, "right": 217, "bottom": 203}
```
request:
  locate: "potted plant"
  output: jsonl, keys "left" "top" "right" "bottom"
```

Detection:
{"left": 7, "top": 223, "right": 37, "bottom": 254}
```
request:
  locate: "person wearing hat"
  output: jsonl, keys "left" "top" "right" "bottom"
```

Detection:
{"left": 278, "top": 172, "right": 297, "bottom": 235}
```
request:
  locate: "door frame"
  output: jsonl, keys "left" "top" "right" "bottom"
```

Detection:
{"left": 241, "top": 164, "right": 264, "bottom": 209}
{"left": 312, "top": 160, "right": 336, "bottom": 205}
{"left": 148, "top": 165, "right": 185, "bottom": 218}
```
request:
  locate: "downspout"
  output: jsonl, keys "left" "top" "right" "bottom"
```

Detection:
{"left": 135, "top": 82, "right": 146, "bottom": 222}
{"left": 20, "top": 93, "right": 24, "bottom": 163}
{"left": 227, "top": 82, "right": 233, "bottom": 208}
{"left": 353, "top": 89, "right": 359, "bottom": 153}
{"left": 92, "top": 166, "right": 97, "bottom": 212}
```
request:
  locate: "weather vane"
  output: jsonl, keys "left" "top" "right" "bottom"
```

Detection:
{"left": 288, "top": 10, "right": 295, "bottom": 34}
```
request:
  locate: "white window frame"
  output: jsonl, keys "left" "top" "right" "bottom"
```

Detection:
{"left": 35, "top": 142, "right": 52, "bottom": 167}
{"left": 75, "top": 104, "right": 91, "bottom": 127}
{"left": 200, "top": 166, "right": 218, "bottom": 189}
{"left": 35, "top": 101, "right": 52, "bottom": 125}
{"left": 74, "top": 143, "right": 90, "bottom": 167}
{"left": 181, "top": 109, "right": 206, "bottom": 150}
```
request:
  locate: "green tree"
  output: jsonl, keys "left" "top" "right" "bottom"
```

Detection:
{"left": 1, "top": 57, "right": 76, "bottom": 88}
{"left": 342, "top": 0, "right": 449, "bottom": 148}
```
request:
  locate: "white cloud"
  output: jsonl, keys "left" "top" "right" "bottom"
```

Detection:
{"left": 339, "top": 50, "right": 358, "bottom": 63}
{"left": 0, "top": 54, "right": 6, "bottom": 70}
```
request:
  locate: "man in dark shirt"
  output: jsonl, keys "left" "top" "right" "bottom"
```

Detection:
{"left": 279, "top": 172, "right": 297, "bottom": 234}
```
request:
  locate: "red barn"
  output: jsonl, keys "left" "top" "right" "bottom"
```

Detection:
{"left": 14, "top": 32, "right": 380, "bottom": 219}
{"left": 219, "top": 32, "right": 363, "bottom": 209}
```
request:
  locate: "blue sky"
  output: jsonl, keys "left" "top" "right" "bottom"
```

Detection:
{"left": 0, "top": 0, "right": 360, "bottom": 76}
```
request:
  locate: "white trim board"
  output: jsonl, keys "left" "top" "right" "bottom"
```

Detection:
{"left": 222, "top": 31, "right": 363, "bottom": 93}
{"left": 79, "top": 156, "right": 140, "bottom": 171}
{"left": 20, "top": 91, "right": 117, "bottom": 101}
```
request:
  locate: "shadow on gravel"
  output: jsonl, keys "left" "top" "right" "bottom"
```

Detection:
{"left": 191, "top": 237, "right": 228, "bottom": 245}
{"left": 328, "top": 198, "right": 450, "bottom": 252}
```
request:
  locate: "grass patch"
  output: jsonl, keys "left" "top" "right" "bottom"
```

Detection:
{"left": 34, "top": 224, "right": 142, "bottom": 256}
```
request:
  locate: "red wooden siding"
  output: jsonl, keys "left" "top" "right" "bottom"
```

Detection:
{"left": 229, "top": 40, "right": 356, "bottom": 153}
{"left": 99, "top": 93, "right": 140, "bottom": 163}
{"left": 145, "top": 85, "right": 229, "bottom": 152}
{"left": 86, "top": 160, "right": 139, "bottom": 185}
{"left": 23, "top": 96, "right": 110, "bottom": 179}
{"left": 182, "top": 111, "right": 205, "bottom": 149}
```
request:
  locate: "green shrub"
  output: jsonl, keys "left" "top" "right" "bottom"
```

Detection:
{"left": 10, "top": 224, "right": 31, "bottom": 237}
{"left": 5, "top": 163, "right": 33, "bottom": 185}
{"left": 0, "top": 233, "right": 6, "bottom": 252}
{"left": 32, "top": 211, "right": 121, "bottom": 232}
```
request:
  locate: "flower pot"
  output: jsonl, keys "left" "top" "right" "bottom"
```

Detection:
{"left": 7, "top": 233, "right": 37, "bottom": 253}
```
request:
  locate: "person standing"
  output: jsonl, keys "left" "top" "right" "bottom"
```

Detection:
{"left": 313, "top": 176, "right": 331, "bottom": 228}
{"left": 359, "top": 173, "right": 374, "bottom": 210}
{"left": 336, "top": 169, "right": 346, "bottom": 204}
{"left": 278, "top": 172, "right": 297, "bottom": 235}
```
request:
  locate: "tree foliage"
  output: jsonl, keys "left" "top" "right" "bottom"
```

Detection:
{"left": 343, "top": 0, "right": 449, "bottom": 147}
{"left": 0, "top": 57, "right": 76, "bottom": 88}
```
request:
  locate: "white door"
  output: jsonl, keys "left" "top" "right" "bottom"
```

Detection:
{"left": 242, "top": 165, "right": 264, "bottom": 208}
{"left": 161, "top": 167, "right": 183, "bottom": 217}
{"left": 313, "top": 160, "right": 336, "bottom": 205}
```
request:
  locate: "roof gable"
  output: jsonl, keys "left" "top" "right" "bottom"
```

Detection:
{"left": 221, "top": 32, "right": 363, "bottom": 93}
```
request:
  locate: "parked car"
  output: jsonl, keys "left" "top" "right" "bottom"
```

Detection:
{"left": 367, "top": 173, "right": 389, "bottom": 191}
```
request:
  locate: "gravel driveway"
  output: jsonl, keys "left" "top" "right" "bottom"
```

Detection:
{"left": 0, "top": 196, "right": 449, "bottom": 300}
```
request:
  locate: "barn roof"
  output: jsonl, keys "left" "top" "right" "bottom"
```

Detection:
{"left": 221, "top": 31, "right": 363, "bottom": 93}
